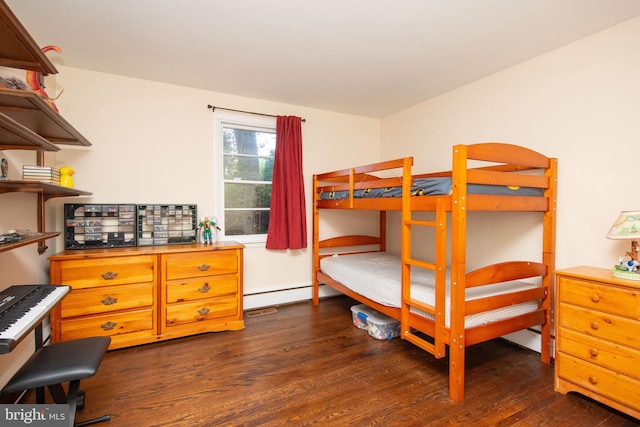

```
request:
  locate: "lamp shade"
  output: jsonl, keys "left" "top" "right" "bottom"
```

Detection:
{"left": 607, "top": 210, "right": 640, "bottom": 240}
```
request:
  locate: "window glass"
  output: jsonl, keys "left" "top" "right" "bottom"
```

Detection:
{"left": 213, "top": 112, "right": 276, "bottom": 244}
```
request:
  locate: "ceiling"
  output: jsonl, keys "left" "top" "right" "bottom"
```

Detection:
{"left": 7, "top": 0, "right": 640, "bottom": 118}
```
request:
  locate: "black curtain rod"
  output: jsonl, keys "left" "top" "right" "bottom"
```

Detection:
{"left": 207, "top": 105, "right": 306, "bottom": 122}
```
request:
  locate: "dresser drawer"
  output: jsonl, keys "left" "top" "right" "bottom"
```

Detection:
{"left": 164, "top": 251, "right": 237, "bottom": 280}
{"left": 166, "top": 274, "right": 237, "bottom": 303}
{"left": 558, "top": 302, "right": 640, "bottom": 350}
{"left": 556, "top": 352, "right": 640, "bottom": 412}
{"left": 557, "top": 327, "right": 640, "bottom": 380}
{"left": 61, "top": 283, "right": 154, "bottom": 318}
{"left": 165, "top": 296, "right": 238, "bottom": 326}
{"left": 61, "top": 307, "right": 154, "bottom": 339}
{"left": 56, "top": 255, "right": 156, "bottom": 289}
{"left": 558, "top": 276, "right": 640, "bottom": 319}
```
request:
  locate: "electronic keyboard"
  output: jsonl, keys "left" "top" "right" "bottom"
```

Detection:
{"left": 0, "top": 284, "right": 70, "bottom": 354}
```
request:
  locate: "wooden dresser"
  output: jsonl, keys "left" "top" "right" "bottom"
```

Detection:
{"left": 49, "top": 242, "right": 244, "bottom": 349}
{"left": 555, "top": 266, "right": 640, "bottom": 419}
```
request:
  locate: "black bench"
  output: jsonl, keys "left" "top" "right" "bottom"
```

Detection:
{"left": 2, "top": 336, "right": 112, "bottom": 427}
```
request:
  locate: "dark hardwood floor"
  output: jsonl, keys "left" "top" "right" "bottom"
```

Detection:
{"left": 24, "top": 296, "right": 640, "bottom": 426}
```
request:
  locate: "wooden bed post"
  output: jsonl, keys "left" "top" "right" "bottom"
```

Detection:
{"left": 400, "top": 157, "right": 413, "bottom": 350}
{"left": 540, "top": 157, "right": 558, "bottom": 363}
{"left": 312, "top": 173, "right": 320, "bottom": 305}
{"left": 379, "top": 210, "right": 387, "bottom": 252}
{"left": 449, "top": 144, "right": 468, "bottom": 402}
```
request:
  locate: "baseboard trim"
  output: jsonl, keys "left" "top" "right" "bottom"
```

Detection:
{"left": 502, "top": 329, "right": 556, "bottom": 355}
{"left": 243, "top": 284, "right": 340, "bottom": 311}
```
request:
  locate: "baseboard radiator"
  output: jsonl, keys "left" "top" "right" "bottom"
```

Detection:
{"left": 243, "top": 283, "right": 340, "bottom": 311}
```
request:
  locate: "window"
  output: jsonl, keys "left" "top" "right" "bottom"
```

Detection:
{"left": 213, "top": 111, "right": 276, "bottom": 245}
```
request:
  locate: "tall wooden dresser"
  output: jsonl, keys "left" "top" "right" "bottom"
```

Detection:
{"left": 555, "top": 266, "right": 640, "bottom": 419}
{"left": 49, "top": 242, "right": 244, "bottom": 349}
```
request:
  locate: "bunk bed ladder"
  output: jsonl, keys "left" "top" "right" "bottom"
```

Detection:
{"left": 400, "top": 197, "right": 447, "bottom": 359}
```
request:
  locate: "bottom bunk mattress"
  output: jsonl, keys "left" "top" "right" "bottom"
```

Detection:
{"left": 320, "top": 252, "right": 540, "bottom": 328}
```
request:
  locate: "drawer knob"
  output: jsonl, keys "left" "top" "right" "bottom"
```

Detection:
{"left": 588, "top": 376, "right": 598, "bottom": 385}
{"left": 590, "top": 321, "right": 599, "bottom": 330}
{"left": 101, "top": 296, "right": 118, "bottom": 305}
{"left": 590, "top": 294, "right": 600, "bottom": 303}
{"left": 101, "top": 321, "right": 117, "bottom": 331}
{"left": 198, "top": 263, "right": 211, "bottom": 271}
{"left": 198, "top": 307, "right": 210, "bottom": 316}
{"left": 198, "top": 284, "right": 211, "bottom": 293}
{"left": 101, "top": 271, "right": 119, "bottom": 280}
{"left": 589, "top": 348, "right": 599, "bottom": 358}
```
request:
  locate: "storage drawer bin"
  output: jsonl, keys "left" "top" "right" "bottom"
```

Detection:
{"left": 64, "top": 203, "right": 136, "bottom": 249}
{"left": 351, "top": 304, "right": 375, "bottom": 330}
{"left": 137, "top": 204, "right": 197, "bottom": 246}
{"left": 350, "top": 304, "right": 400, "bottom": 340}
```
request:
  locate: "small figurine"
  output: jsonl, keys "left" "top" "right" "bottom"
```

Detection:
{"left": 59, "top": 166, "right": 74, "bottom": 188}
{"left": 198, "top": 216, "right": 221, "bottom": 245}
{"left": 617, "top": 255, "right": 640, "bottom": 273}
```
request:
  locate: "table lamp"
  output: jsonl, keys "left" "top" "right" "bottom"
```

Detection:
{"left": 606, "top": 210, "right": 640, "bottom": 281}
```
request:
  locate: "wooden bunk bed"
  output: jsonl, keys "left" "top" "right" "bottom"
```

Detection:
{"left": 311, "top": 142, "right": 557, "bottom": 402}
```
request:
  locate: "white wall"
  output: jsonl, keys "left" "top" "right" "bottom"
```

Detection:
{"left": 46, "top": 67, "right": 381, "bottom": 298}
{"left": 2, "top": 66, "right": 381, "bottom": 293}
{"left": 380, "top": 16, "right": 640, "bottom": 272}
{"left": 0, "top": 67, "right": 379, "bottom": 386}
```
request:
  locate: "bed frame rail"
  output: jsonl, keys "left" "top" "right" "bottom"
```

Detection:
{"left": 314, "top": 157, "right": 413, "bottom": 209}
{"left": 465, "top": 287, "right": 547, "bottom": 315}
{"left": 465, "top": 261, "right": 547, "bottom": 288}
{"left": 318, "top": 235, "right": 383, "bottom": 249}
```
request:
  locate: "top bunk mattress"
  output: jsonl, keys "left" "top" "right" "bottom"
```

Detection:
{"left": 318, "top": 177, "right": 542, "bottom": 200}
{"left": 320, "top": 252, "right": 540, "bottom": 328}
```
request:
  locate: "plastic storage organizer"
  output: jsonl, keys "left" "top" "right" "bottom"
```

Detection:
{"left": 350, "top": 304, "right": 400, "bottom": 340}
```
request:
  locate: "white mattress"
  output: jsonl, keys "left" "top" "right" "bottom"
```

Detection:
{"left": 320, "top": 252, "right": 540, "bottom": 328}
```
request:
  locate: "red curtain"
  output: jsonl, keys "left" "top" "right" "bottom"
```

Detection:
{"left": 266, "top": 116, "right": 307, "bottom": 249}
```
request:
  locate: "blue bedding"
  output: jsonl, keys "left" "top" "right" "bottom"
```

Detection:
{"left": 318, "top": 177, "right": 542, "bottom": 200}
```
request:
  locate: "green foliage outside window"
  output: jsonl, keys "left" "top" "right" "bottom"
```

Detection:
{"left": 222, "top": 127, "right": 275, "bottom": 235}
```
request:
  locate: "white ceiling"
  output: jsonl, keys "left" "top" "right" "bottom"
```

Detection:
{"left": 7, "top": 0, "right": 640, "bottom": 118}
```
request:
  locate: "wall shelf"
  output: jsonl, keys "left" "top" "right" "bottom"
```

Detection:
{"left": 0, "top": 88, "right": 92, "bottom": 149}
{"left": 0, "top": 0, "right": 93, "bottom": 254}
{"left": 0, "top": 0, "right": 57, "bottom": 74}
{"left": 0, "top": 180, "right": 92, "bottom": 201}
{"left": 0, "top": 180, "right": 92, "bottom": 254}
{"left": 0, "top": 112, "right": 59, "bottom": 151}
{"left": 0, "top": 231, "right": 59, "bottom": 253}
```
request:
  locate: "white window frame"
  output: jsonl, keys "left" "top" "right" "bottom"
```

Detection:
{"left": 213, "top": 110, "right": 276, "bottom": 246}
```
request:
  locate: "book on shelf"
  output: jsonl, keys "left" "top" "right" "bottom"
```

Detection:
{"left": 22, "top": 165, "right": 60, "bottom": 173}
{"left": 22, "top": 165, "right": 60, "bottom": 183}
{"left": 22, "top": 165, "right": 59, "bottom": 172}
